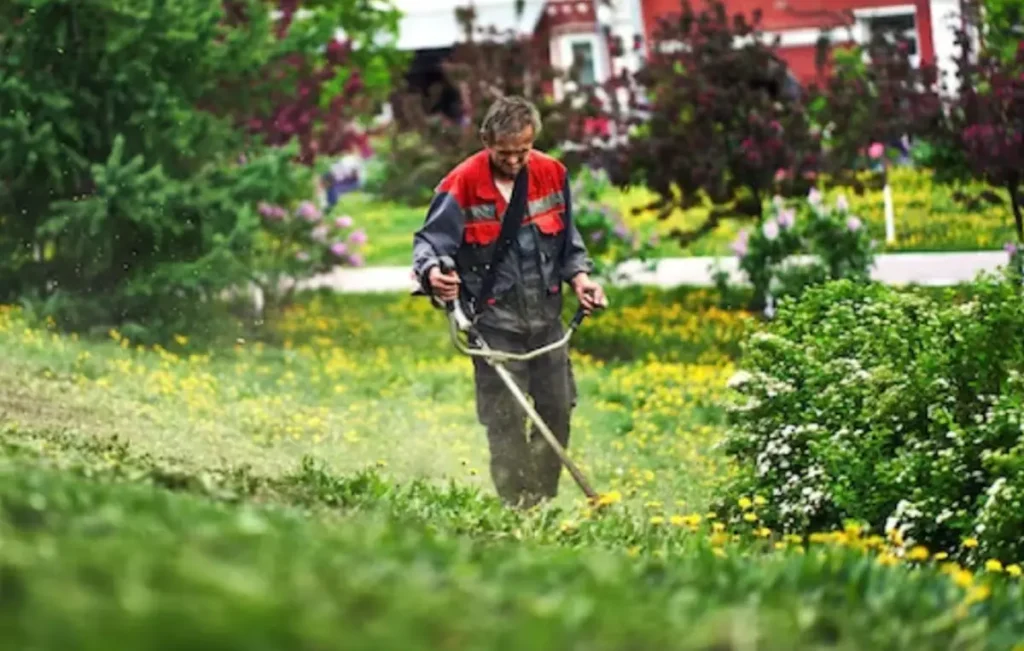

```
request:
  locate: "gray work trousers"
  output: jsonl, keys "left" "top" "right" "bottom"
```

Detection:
{"left": 471, "top": 320, "right": 577, "bottom": 508}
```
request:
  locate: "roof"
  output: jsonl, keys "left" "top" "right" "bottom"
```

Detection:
{"left": 391, "top": 0, "right": 547, "bottom": 51}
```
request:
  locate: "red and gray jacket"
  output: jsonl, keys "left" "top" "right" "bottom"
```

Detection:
{"left": 412, "top": 149, "right": 593, "bottom": 334}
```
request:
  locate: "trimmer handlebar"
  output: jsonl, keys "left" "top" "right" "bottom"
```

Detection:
{"left": 436, "top": 255, "right": 591, "bottom": 364}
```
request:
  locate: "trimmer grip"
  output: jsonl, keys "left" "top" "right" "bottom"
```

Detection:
{"left": 569, "top": 306, "right": 587, "bottom": 330}
{"left": 438, "top": 255, "right": 457, "bottom": 313}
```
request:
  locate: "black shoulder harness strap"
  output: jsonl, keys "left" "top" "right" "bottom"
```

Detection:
{"left": 474, "top": 166, "right": 529, "bottom": 313}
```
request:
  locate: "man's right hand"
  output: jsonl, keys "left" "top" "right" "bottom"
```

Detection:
{"left": 428, "top": 265, "right": 461, "bottom": 302}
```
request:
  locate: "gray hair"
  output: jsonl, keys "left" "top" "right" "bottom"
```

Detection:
{"left": 478, "top": 95, "right": 542, "bottom": 143}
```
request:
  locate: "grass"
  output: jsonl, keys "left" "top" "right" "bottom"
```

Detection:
{"left": 345, "top": 166, "right": 1017, "bottom": 266}
{"left": 2, "top": 290, "right": 1024, "bottom": 649}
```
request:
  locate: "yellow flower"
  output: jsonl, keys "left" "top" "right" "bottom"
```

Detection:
{"left": 952, "top": 569, "right": 974, "bottom": 589}
{"left": 712, "top": 547, "right": 726, "bottom": 558}
{"left": 965, "top": 584, "right": 991, "bottom": 604}
{"left": 738, "top": 496, "right": 753, "bottom": 510}
{"left": 742, "top": 512, "right": 758, "bottom": 523}
{"left": 962, "top": 537, "right": 979, "bottom": 549}
{"left": 877, "top": 553, "right": 899, "bottom": 566}
{"left": 933, "top": 552, "right": 949, "bottom": 561}
{"left": 753, "top": 495, "right": 768, "bottom": 506}
{"left": 649, "top": 516, "right": 665, "bottom": 525}
{"left": 906, "top": 545, "right": 930, "bottom": 561}
{"left": 595, "top": 491, "right": 622, "bottom": 507}
{"left": 712, "top": 522, "right": 725, "bottom": 533}
{"left": 669, "top": 515, "right": 686, "bottom": 527}
{"left": 1006, "top": 564, "right": 1022, "bottom": 578}
{"left": 985, "top": 559, "right": 1004, "bottom": 573}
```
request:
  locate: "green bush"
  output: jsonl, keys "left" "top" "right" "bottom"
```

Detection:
{"left": 0, "top": 0, "right": 391, "bottom": 343}
{"left": 714, "top": 190, "right": 876, "bottom": 310}
{"left": 716, "top": 271, "right": 1024, "bottom": 563}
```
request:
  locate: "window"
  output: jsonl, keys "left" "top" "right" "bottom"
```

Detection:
{"left": 570, "top": 40, "right": 597, "bottom": 86}
{"left": 865, "top": 12, "right": 919, "bottom": 57}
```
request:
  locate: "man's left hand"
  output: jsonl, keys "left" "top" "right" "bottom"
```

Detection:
{"left": 571, "top": 273, "right": 607, "bottom": 314}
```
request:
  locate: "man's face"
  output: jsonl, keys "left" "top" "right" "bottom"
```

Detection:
{"left": 485, "top": 125, "right": 535, "bottom": 179}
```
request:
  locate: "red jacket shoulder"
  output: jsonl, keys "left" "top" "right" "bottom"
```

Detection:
{"left": 435, "top": 150, "right": 489, "bottom": 199}
{"left": 528, "top": 150, "right": 567, "bottom": 189}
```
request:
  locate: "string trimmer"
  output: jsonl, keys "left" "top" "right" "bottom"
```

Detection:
{"left": 431, "top": 255, "right": 604, "bottom": 503}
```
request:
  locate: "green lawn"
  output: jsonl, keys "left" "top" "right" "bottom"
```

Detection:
{"left": 2, "top": 291, "right": 1023, "bottom": 649}
{"left": 344, "top": 166, "right": 1016, "bottom": 267}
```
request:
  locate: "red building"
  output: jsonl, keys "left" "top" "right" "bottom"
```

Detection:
{"left": 391, "top": 0, "right": 968, "bottom": 105}
{"left": 638, "top": 0, "right": 968, "bottom": 86}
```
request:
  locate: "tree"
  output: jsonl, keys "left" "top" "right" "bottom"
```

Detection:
{"left": 593, "top": 0, "right": 823, "bottom": 248}
{"left": 228, "top": 0, "right": 405, "bottom": 165}
{"left": 918, "top": 3, "right": 1024, "bottom": 244}
{"left": 981, "top": 0, "right": 1024, "bottom": 64}
{"left": 0, "top": 0, "right": 396, "bottom": 341}
{"left": 807, "top": 32, "right": 944, "bottom": 193}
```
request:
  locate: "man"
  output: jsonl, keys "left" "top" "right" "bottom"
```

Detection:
{"left": 412, "top": 95, "right": 607, "bottom": 508}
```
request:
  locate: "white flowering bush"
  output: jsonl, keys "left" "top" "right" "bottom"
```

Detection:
{"left": 715, "top": 189, "right": 877, "bottom": 310}
{"left": 716, "top": 271, "right": 1024, "bottom": 563}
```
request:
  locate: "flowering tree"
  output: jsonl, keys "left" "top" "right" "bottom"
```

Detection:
{"left": 918, "top": 10, "right": 1024, "bottom": 252}
{"left": 597, "top": 0, "right": 823, "bottom": 249}
{"left": 806, "top": 32, "right": 943, "bottom": 194}
{"left": 224, "top": 0, "right": 404, "bottom": 165}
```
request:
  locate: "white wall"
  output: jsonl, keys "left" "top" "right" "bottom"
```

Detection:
{"left": 929, "top": 0, "right": 970, "bottom": 92}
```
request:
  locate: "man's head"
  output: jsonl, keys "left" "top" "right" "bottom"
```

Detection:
{"left": 479, "top": 96, "right": 541, "bottom": 179}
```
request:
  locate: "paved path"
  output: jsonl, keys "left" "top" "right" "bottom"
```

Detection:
{"left": 297, "top": 250, "right": 1011, "bottom": 294}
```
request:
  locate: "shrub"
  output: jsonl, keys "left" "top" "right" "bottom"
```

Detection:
{"left": 716, "top": 272, "right": 1024, "bottom": 563}
{"left": 235, "top": 146, "right": 369, "bottom": 321}
{"left": 714, "top": 190, "right": 876, "bottom": 309}
{"left": 570, "top": 168, "right": 657, "bottom": 281}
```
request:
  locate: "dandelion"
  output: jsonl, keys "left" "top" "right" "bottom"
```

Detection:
{"left": 963, "top": 537, "right": 979, "bottom": 549}
{"left": 907, "top": 545, "right": 930, "bottom": 561}
{"left": 595, "top": 491, "right": 622, "bottom": 507}
{"left": 1006, "top": 564, "right": 1022, "bottom": 577}
{"left": 985, "top": 559, "right": 1004, "bottom": 573}
{"left": 649, "top": 516, "right": 665, "bottom": 525}
{"left": 738, "top": 496, "right": 753, "bottom": 510}
{"left": 965, "top": 583, "right": 991, "bottom": 604}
